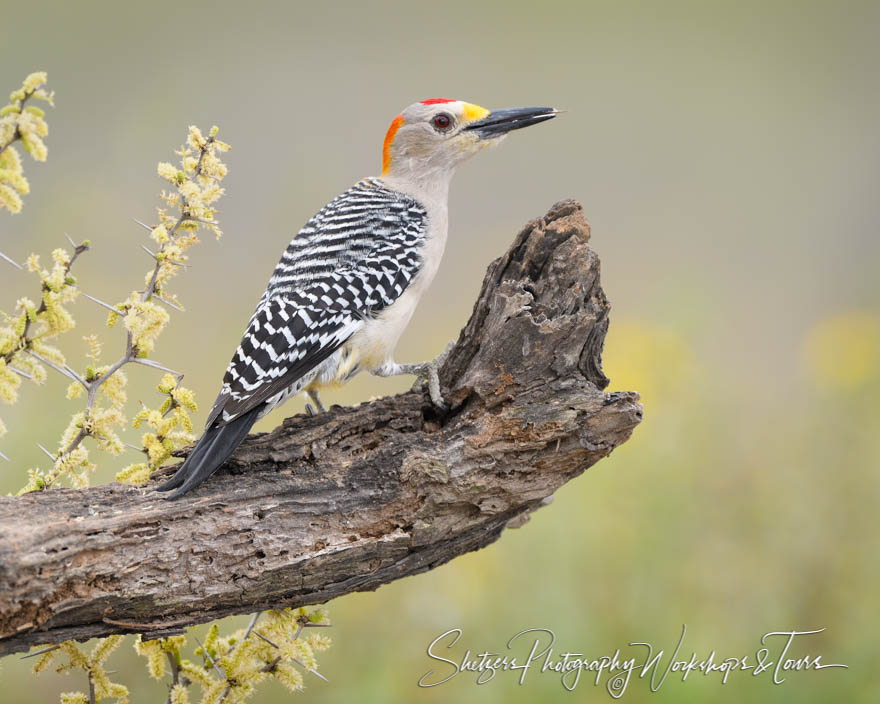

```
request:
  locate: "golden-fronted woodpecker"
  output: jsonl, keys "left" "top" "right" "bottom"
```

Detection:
{"left": 157, "top": 98, "right": 557, "bottom": 498}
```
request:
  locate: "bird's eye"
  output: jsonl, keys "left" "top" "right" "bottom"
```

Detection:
{"left": 432, "top": 113, "right": 453, "bottom": 132}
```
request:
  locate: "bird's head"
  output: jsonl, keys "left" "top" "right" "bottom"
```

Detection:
{"left": 381, "top": 98, "right": 557, "bottom": 190}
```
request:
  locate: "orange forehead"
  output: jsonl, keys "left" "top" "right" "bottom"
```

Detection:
{"left": 382, "top": 114, "right": 404, "bottom": 176}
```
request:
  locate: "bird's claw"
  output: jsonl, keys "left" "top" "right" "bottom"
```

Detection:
{"left": 305, "top": 389, "right": 326, "bottom": 416}
{"left": 410, "top": 340, "right": 455, "bottom": 411}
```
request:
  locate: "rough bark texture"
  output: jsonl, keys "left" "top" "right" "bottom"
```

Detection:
{"left": 0, "top": 200, "right": 642, "bottom": 656}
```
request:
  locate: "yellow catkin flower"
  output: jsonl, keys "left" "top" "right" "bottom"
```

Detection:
{"left": 0, "top": 183, "right": 23, "bottom": 213}
{"left": 38, "top": 295, "right": 75, "bottom": 336}
{"left": 115, "top": 463, "right": 151, "bottom": 485}
{"left": 171, "top": 385, "right": 197, "bottom": 412}
{"left": 123, "top": 299, "right": 170, "bottom": 355}
{"left": 106, "top": 683, "right": 129, "bottom": 702}
{"left": 89, "top": 405, "right": 126, "bottom": 455}
{"left": 202, "top": 623, "right": 220, "bottom": 659}
{"left": 274, "top": 662, "right": 305, "bottom": 692}
{"left": 169, "top": 684, "right": 190, "bottom": 704}
{"left": 22, "top": 71, "right": 47, "bottom": 93}
{"left": 16, "top": 468, "right": 46, "bottom": 495}
{"left": 16, "top": 297, "right": 36, "bottom": 319}
{"left": 13, "top": 353, "right": 46, "bottom": 384}
{"left": 51, "top": 445, "right": 95, "bottom": 489}
{"left": 124, "top": 375, "right": 197, "bottom": 480}
{"left": 306, "top": 632, "right": 332, "bottom": 652}
{"left": 59, "top": 411, "right": 85, "bottom": 448}
{"left": 33, "top": 336, "right": 66, "bottom": 361}
{"left": 21, "top": 133, "right": 48, "bottom": 161}
{"left": 97, "top": 366, "right": 127, "bottom": 406}
{"left": 0, "top": 143, "right": 23, "bottom": 171}
{"left": 179, "top": 660, "right": 216, "bottom": 689}
{"left": 32, "top": 632, "right": 127, "bottom": 704}
{"left": 178, "top": 180, "right": 200, "bottom": 203}
{"left": 151, "top": 224, "right": 170, "bottom": 245}
{"left": 134, "top": 633, "right": 189, "bottom": 676}
{"left": 58, "top": 642, "right": 90, "bottom": 670}
{"left": 0, "top": 324, "right": 17, "bottom": 351}
{"left": 0, "top": 359, "right": 21, "bottom": 403}
{"left": 157, "top": 161, "right": 178, "bottom": 181}
{"left": 200, "top": 679, "right": 228, "bottom": 703}
{"left": 157, "top": 373, "right": 176, "bottom": 393}
{"left": 0, "top": 73, "right": 51, "bottom": 212}
{"left": 0, "top": 166, "right": 29, "bottom": 193}
{"left": 92, "top": 635, "right": 124, "bottom": 664}
{"left": 187, "top": 125, "right": 205, "bottom": 150}
{"left": 29, "top": 646, "right": 58, "bottom": 673}
{"left": 59, "top": 693, "right": 88, "bottom": 704}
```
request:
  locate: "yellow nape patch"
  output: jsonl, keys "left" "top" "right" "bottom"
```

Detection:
{"left": 462, "top": 103, "right": 490, "bottom": 123}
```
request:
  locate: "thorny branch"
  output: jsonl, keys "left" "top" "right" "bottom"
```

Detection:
{"left": 0, "top": 85, "right": 39, "bottom": 160}
{"left": 1, "top": 240, "right": 90, "bottom": 368}
{"left": 61, "top": 134, "right": 221, "bottom": 464}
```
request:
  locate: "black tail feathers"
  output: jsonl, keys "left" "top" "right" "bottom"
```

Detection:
{"left": 154, "top": 407, "right": 261, "bottom": 499}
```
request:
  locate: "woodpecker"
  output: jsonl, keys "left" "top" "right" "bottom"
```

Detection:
{"left": 156, "top": 98, "right": 557, "bottom": 499}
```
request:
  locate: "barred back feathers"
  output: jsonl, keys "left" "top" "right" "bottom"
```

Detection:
{"left": 210, "top": 177, "right": 428, "bottom": 426}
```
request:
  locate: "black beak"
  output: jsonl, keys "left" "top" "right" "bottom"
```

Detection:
{"left": 463, "top": 106, "right": 558, "bottom": 137}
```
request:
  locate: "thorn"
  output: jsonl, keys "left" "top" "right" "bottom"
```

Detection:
{"left": 79, "top": 290, "right": 125, "bottom": 316}
{"left": 241, "top": 612, "right": 260, "bottom": 641}
{"left": 295, "top": 659, "right": 329, "bottom": 682}
{"left": 0, "top": 251, "right": 23, "bottom": 270}
{"left": 152, "top": 294, "right": 183, "bottom": 312}
{"left": 131, "top": 358, "right": 182, "bottom": 376}
{"left": 37, "top": 443, "right": 57, "bottom": 462}
{"left": 26, "top": 350, "right": 89, "bottom": 387}
{"left": 21, "top": 644, "right": 60, "bottom": 659}
{"left": 8, "top": 366, "right": 34, "bottom": 381}
{"left": 63, "top": 232, "right": 77, "bottom": 248}
{"left": 302, "top": 622, "right": 332, "bottom": 628}
{"left": 141, "top": 245, "right": 188, "bottom": 268}
{"left": 0, "top": 449, "right": 9, "bottom": 462}
{"left": 122, "top": 440, "right": 143, "bottom": 452}
{"left": 193, "top": 636, "right": 225, "bottom": 679}
{"left": 132, "top": 217, "right": 153, "bottom": 232}
{"left": 253, "top": 631, "right": 279, "bottom": 649}
{"left": 184, "top": 216, "right": 218, "bottom": 227}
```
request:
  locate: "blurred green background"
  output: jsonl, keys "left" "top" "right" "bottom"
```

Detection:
{"left": 2, "top": 0, "right": 878, "bottom": 701}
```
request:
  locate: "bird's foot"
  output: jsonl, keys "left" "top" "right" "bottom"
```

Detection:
{"left": 374, "top": 341, "right": 454, "bottom": 411}
{"left": 304, "top": 389, "right": 327, "bottom": 416}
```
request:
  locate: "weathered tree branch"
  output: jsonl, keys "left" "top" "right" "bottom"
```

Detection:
{"left": 0, "top": 200, "right": 642, "bottom": 656}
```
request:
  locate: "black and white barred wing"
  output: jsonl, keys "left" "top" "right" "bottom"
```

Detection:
{"left": 206, "top": 180, "right": 427, "bottom": 427}
{"left": 205, "top": 295, "right": 358, "bottom": 426}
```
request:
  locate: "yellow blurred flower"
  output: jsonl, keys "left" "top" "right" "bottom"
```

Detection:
{"left": 602, "top": 318, "right": 695, "bottom": 405}
{"left": 804, "top": 310, "right": 880, "bottom": 390}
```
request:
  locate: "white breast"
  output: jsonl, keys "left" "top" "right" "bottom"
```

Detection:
{"left": 344, "top": 196, "right": 448, "bottom": 373}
